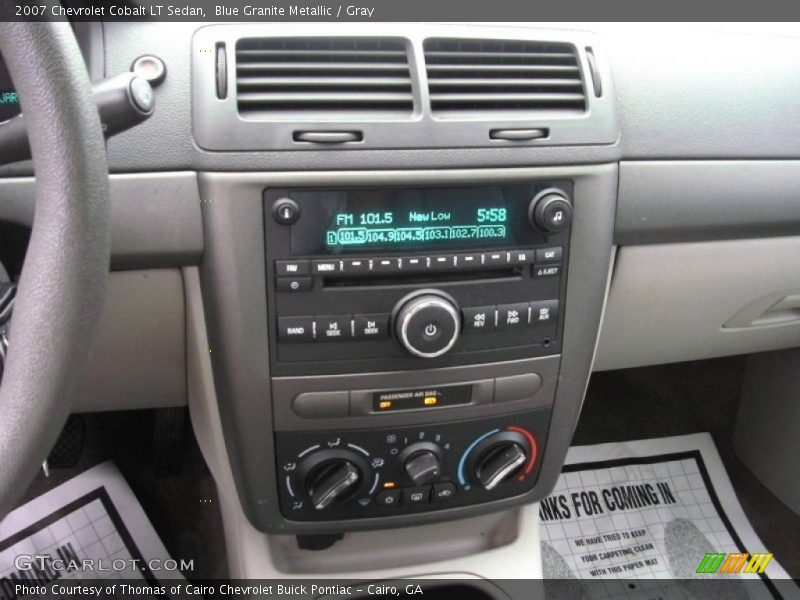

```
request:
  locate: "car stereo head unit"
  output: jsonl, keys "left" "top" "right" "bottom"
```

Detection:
{"left": 264, "top": 181, "right": 572, "bottom": 377}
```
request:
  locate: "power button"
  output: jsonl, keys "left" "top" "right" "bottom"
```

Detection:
{"left": 395, "top": 293, "right": 460, "bottom": 358}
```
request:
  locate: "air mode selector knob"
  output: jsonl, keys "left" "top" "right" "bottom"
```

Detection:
{"left": 529, "top": 188, "right": 573, "bottom": 233}
{"left": 302, "top": 455, "right": 363, "bottom": 510}
{"left": 394, "top": 292, "right": 460, "bottom": 358}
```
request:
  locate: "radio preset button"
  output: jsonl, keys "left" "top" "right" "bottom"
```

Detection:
{"left": 462, "top": 306, "right": 496, "bottom": 333}
{"left": 275, "top": 259, "right": 310, "bottom": 277}
{"left": 430, "top": 255, "right": 456, "bottom": 270}
{"left": 455, "top": 253, "right": 481, "bottom": 269}
{"left": 535, "top": 247, "right": 563, "bottom": 265}
{"left": 372, "top": 257, "right": 402, "bottom": 273}
{"left": 353, "top": 314, "right": 390, "bottom": 340}
{"left": 498, "top": 303, "right": 530, "bottom": 330}
{"left": 317, "top": 316, "right": 351, "bottom": 341}
{"left": 277, "top": 316, "right": 315, "bottom": 342}
{"left": 404, "top": 256, "right": 428, "bottom": 272}
{"left": 312, "top": 259, "right": 342, "bottom": 275}
{"left": 342, "top": 258, "right": 369, "bottom": 274}
{"left": 276, "top": 277, "right": 312, "bottom": 293}
{"left": 530, "top": 300, "right": 559, "bottom": 326}
{"left": 484, "top": 251, "right": 508, "bottom": 267}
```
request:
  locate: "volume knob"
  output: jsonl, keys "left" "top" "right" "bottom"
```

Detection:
{"left": 395, "top": 292, "right": 460, "bottom": 358}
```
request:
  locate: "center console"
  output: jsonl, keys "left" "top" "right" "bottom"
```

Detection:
{"left": 261, "top": 181, "right": 574, "bottom": 528}
{"left": 198, "top": 166, "right": 616, "bottom": 536}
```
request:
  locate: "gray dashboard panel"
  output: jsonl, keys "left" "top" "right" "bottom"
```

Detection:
{"left": 606, "top": 27, "right": 800, "bottom": 159}
{"left": 75, "top": 269, "right": 187, "bottom": 412}
{"left": 0, "top": 172, "right": 203, "bottom": 269}
{"left": 616, "top": 161, "right": 800, "bottom": 244}
{"left": 595, "top": 236, "right": 800, "bottom": 371}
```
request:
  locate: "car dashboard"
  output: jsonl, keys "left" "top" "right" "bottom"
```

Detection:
{"left": 1, "top": 20, "right": 799, "bottom": 580}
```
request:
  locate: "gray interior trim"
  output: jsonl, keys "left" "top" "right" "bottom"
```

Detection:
{"left": 75, "top": 269, "right": 187, "bottom": 413}
{"left": 197, "top": 164, "right": 617, "bottom": 533}
{"left": 595, "top": 237, "right": 800, "bottom": 371}
{"left": 616, "top": 161, "right": 800, "bottom": 245}
{"left": 0, "top": 172, "right": 203, "bottom": 270}
{"left": 192, "top": 24, "right": 618, "bottom": 152}
{"left": 608, "top": 27, "right": 800, "bottom": 159}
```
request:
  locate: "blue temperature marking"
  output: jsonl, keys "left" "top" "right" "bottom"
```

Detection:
{"left": 457, "top": 428, "right": 500, "bottom": 487}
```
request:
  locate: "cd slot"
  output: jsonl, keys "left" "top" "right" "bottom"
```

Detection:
{"left": 323, "top": 267, "right": 521, "bottom": 288}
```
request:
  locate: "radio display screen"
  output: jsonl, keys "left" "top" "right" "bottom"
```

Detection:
{"left": 288, "top": 185, "right": 547, "bottom": 255}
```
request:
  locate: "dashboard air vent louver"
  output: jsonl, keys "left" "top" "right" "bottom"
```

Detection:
{"left": 236, "top": 38, "right": 414, "bottom": 117}
{"left": 424, "top": 39, "right": 586, "bottom": 113}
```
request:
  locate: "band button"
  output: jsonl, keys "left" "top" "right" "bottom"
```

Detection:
{"left": 277, "top": 316, "right": 315, "bottom": 342}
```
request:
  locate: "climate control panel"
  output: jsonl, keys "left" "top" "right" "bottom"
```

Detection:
{"left": 274, "top": 409, "right": 549, "bottom": 522}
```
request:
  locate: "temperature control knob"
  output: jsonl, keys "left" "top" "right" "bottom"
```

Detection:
{"left": 299, "top": 450, "right": 365, "bottom": 510}
{"left": 529, "top": 188, "right": 572, "bottom": 233}
{"left": 399, "top": 442, "right": 443, "bottom": 486}
{"left": 471, "top": 431, "right": 531, "bottom": 491}
{"left": 395, "top": 291, "right": 460, "bottom": 358}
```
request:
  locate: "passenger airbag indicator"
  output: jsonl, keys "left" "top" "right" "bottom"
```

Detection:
{"left": 372, "top": 385, "right": 472, "bottom": 412}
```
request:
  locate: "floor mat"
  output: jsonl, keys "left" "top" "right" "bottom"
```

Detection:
{"left": 0, "top": 462, "right": 186, "bottom": 590}
{"left": 540, "top": 433, "right": 798, "bottom": 599}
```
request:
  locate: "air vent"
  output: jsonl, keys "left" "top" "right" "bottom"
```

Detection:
{"left": 235, "top": 38, "right": 414, "bottom": 117}
{"left": 424, "top": 39, "right": 586, "bottom": 113}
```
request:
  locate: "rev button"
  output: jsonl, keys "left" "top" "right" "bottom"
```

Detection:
{"left": 462, "top": 306, "right": 496, "bottom": 333}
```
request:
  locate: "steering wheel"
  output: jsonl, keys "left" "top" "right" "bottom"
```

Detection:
{"left": 0, "top": 23, "right": 110, "bottom": 517}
